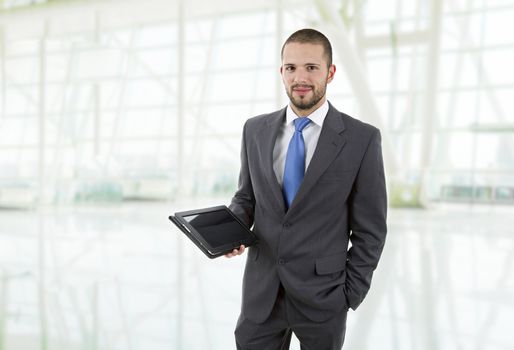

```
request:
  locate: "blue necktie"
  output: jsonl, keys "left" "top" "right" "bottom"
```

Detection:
{"left": 283, "top": 117, "right": 311, "bottom": 208}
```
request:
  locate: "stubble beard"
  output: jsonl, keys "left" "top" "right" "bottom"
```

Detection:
{"left": 286, "top": 82, "right": 327, "bottom": 112}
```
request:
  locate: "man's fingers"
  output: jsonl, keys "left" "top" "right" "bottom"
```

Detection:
{"left": 225, "top": 248, "right": 239, "bottom": 258}
{"left": 224, "top": 245, "right": 246, "bottom": 258}
{"left": 225, "top": 249, "right": 237, "bottom": 258}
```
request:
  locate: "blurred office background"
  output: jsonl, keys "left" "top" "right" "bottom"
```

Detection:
{"left": 0, "top": 0, "right": 513, "bottom": 349}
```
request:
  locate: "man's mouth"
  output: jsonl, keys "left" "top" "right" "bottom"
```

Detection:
{"left": 292, "top": 85, "right": 312, "bottom": 96}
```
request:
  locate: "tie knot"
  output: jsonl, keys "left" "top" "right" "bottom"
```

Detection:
{"left": 294, "top": 118, "right": 311, "bottom": 133}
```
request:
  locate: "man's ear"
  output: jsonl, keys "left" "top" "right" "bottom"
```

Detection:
{"left": 327, "top": 64, "right": 336, "bottom": 83}
{"left": 279, "top": 65, "right": 283, "bottom": 75}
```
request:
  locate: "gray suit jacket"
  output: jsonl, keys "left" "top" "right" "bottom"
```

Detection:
{"left": 230, "top": 102, "right": 387, "bottom": 323}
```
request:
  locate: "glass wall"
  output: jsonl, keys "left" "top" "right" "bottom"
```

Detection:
{"left": 1, "top": 0, "right": 512, "bottom": 208}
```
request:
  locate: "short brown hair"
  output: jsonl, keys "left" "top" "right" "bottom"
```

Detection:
{"left": 281, "top": 28, "right": 333, "bottom": 67}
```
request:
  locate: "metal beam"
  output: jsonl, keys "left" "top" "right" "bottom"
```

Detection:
{"left": 275, "top": 0, "right": 284, "bottom": 109}
{"left": 0, "top": 272, "right": 6, "bottom": 350}
{"left": 37, "top": 20, "right": 50, "bottom": 350}
{"left": 418, "top": 0, "right": 443, "bottom": 207}
{"left": 362, "top": 30, "right": 430, "bottom": 48}
{"left": 38, "top": 22, "right": 47, "bottom": 205}
{"left": 0, "top": 25, "right": 4, "bottom": 119}
{"left": 93, "top": 11, "right": 101, "bottom": 157}
{"left": 176, "top": 2, "right": 185, "bottom": 350}
{"left": 314, "top": 0, "right": 398, "bottom": 176}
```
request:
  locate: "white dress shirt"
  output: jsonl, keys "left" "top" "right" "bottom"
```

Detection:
{"left": 273, "top": 100, "right": 329, "bottom": 186}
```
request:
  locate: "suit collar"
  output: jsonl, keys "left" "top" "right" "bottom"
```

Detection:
{"left": 323, "top": 101, "right": 346, "bottom": 134}
{"left": 258, "top": 107, "right": 288, "bottom": 214}
{"left": 285, "top": 100, "right": 329, "bottom": 127}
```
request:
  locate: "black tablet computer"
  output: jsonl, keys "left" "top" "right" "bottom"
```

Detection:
{"left": 169, "top": 205, "right": 258, "bottom": 259}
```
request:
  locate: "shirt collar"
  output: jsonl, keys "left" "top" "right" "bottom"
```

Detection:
{"left": 286, "top": 100, "right": 329, "bottom": 128}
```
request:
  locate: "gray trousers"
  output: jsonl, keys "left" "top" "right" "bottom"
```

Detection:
{"left": 235, "top": 286, "right": 348, "bottom": 350}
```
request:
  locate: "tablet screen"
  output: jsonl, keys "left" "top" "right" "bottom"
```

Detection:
{"left": 182, "top": 209, "right": 250, "bottom": 248}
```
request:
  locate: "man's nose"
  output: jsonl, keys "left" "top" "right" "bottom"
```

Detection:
{"left": 292, "top": 68, "right": 308, "bottom": 84}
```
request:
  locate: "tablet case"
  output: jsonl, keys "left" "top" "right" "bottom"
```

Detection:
{"left": 169, "top": 215, "right": 226, "bottom": 258}
{"left": 169, "top": 205, "right": 258, "bottom": 259}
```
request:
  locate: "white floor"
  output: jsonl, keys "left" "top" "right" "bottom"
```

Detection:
{"left": 0, "top": 200, "right": 513, "bottom": 350}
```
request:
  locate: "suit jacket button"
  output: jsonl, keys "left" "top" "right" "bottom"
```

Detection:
{"left": 278, "top": 259, "right": 285, "bottom": 265}
{"left": 283, "top": 222, "right": 291, "bottom": 228}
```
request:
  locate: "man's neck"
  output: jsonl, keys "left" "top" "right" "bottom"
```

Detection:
{"left": 290, "top": 97, "right": 327, "bottom": 117}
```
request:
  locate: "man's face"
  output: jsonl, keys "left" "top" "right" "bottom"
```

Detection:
{"left": 280, "top": 42, "right": 335, "bottom": 115}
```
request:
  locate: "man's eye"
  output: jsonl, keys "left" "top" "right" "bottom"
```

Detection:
{"left": 286, "top": 66, "right": 295, "bottom": 71}
{"left": 307, "top": 66, "right": 318, "bottom": 70}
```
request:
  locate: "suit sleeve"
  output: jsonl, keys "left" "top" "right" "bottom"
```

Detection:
{"left": 229, "top": 121, "right": 256, "bottom": 229}
{"left": 345, "top": 128, "right": 387, "bottom": 310}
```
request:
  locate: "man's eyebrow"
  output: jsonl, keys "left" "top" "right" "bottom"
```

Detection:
{"left": 283, "top": 63, "right": 321, "bottom": 66}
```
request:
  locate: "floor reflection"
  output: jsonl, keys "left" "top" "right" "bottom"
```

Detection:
{"left": 0, "top": 202, "right": 513, "bottom": 349}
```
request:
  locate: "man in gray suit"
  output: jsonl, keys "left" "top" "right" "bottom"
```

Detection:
{"left": 226, "top": 28, "right": 387, "bottom": 350}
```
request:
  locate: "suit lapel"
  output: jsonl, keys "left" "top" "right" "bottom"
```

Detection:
{"left": 257, "top": 108, "right": 287, "bottom": 215}
{"left": 286, "top": 104, "right": 347, "bottom": 214}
